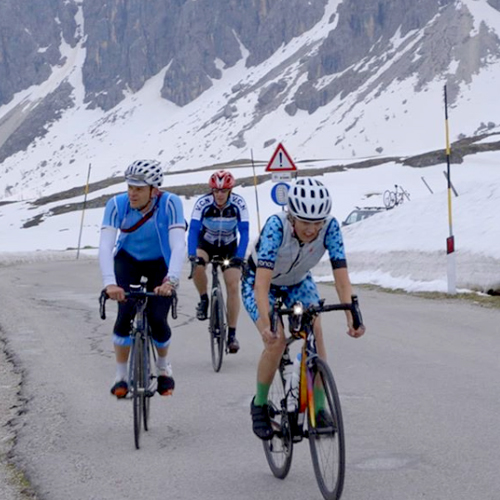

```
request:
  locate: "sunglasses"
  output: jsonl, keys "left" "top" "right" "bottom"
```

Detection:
{"left": 212, "top": 188, "right": 230, "bottom": 194}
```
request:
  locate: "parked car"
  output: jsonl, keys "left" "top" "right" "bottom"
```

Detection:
{"left": 341, "top": 206, "right": 385, "bottom": 226}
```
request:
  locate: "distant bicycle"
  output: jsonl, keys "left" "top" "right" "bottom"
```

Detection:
{"left": 189, "top": 256, "right": 232, "bottom": 372}
{"left": 263, "top": 295, "right": 363, "bottom": 500}
{"left": 99, "top": 277, "right": 177, "bottom": 449}
{"left": 383, "top": 184, "right": 410, "bottom": 209}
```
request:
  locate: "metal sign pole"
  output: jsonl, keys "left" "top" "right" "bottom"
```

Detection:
{"left": 443, "top": 86, "right": 456, "bottom": 294}
{"left": 76, "top": 163, "right": 92, "bottom": 260}
{"left": 251, "top": 150, "right": 261, "bottom": 233}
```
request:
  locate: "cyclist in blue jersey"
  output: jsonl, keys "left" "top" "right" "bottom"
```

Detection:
{"left": 242, "top": 177, "right": 366, "bottom": 440}
{"left": 188, "top": 170, "right": 249, "bottom": 353}
{"left": 99, "top": 160, "right": 186, "bottom": 399}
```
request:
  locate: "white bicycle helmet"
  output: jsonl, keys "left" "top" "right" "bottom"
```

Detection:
{"left": 287, "top": 177, "right": 332, "bottom": 221}
{"left": 125, "top": 160, "right": 163, "bottom": 187}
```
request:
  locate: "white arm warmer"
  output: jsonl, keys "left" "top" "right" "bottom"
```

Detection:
{"left": 167, "top": 226, "right": 186, "bottom": 282}
{"left": 99, "top": 226, "right": 118, "bottom": 288}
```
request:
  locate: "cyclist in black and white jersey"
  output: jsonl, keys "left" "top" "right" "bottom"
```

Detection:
{"left": 241, "top": 177, "right": 366, "bottom": 440}
{"left": 188, "top": 170, "right": 249, "bottom": 353}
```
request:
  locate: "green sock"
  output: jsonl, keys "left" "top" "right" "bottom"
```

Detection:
{"left": 314, "top": 387, "right": 326, "bottom": 412}
{"left": 254, "top": 382, "right": 271, "bottom": 406}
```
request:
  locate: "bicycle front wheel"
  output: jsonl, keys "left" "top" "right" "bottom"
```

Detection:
{"left": 308, "top": 358, "right": 345, "bottom": 500}
{"left": 132, "top": 337, "right": 145, "bottom": 449}
{"left": 263, "top": 370, "right": 294, "bottom": 479}
{"left": 209, "top": 288, "right": 225, "bottom": 372}
{"left": 383, "top": 190, "right": 395, "bottom": 209}
{"left": 143, "top": 333, "right": 154, "bottom": 432}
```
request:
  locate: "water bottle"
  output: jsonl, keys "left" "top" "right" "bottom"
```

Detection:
{"left": 286, "top": 352, "right": 301, "bottom": 412}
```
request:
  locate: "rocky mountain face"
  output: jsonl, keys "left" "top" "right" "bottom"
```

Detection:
{"left": 0, "top": 0, "right": 78, "bottom": 105}
{"left": 83, "top": 0, "right": 332, "bottom": 110}
{"left": 0, "top": 0, "right": 330, "bottom": 111}
{"left": 0, "top": 0, "right": 500, "bottom": 167}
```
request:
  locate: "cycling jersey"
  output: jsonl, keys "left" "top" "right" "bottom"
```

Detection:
{"left": 249, "top": 211, "right": 347, "bottom": 287}
{"left": 188, "top": 192, "right": 249, "bottom": 259}
{"left": 100, "top": 191, "right": 186, "bottom": 286}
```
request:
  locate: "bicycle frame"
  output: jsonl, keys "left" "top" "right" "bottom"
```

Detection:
{"left": 210, "top": 257, "right": 229, "bottom": 296}
{"left": 394, "top": 185, "right": 408, "bottom": 205}
{"left": 127, "top": 283, "right": 154, "bottom": 398}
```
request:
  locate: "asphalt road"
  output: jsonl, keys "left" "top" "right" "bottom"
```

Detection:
{"left": 0, "top": 258, "right": 499, "bottom": 500}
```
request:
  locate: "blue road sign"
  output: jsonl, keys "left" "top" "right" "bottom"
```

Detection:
{"left": 271, "top": 182, "right": 290, "bottom": 206}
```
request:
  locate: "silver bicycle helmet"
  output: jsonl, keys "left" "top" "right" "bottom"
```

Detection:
{"left": 287, "top": 177, "right": 332, "bottom": 221}
{"left": 125, "top": 160, "right": 163, "bottom": 187}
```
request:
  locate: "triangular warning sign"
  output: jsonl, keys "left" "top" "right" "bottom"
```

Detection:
{"left": 265, "top": 143, "right": 297, "bottom": 172}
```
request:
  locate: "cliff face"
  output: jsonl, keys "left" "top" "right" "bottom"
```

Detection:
{"left": 0, "top": 0, "right": 78, "bottom": 105}
{"left": 0, "top": 0, "right": 499, "bottom": 167}
{"left": 79, "top": 0, "right": 329, "bottom": 110}
{"left": 0, "top": 0, "right": 463, "bottom": 112}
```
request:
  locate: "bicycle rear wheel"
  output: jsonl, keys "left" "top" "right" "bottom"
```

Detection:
{"left": 263, "top": 370, "right": 294, "bottom": 479}
{"left": 209, "top": 288, "right": 226, "bottom": 372}
{"left": 132, "top": 337, "right": 145, "bottom": 449}
{"left": 308, "top": 358, "right": 345, "bottom": 500}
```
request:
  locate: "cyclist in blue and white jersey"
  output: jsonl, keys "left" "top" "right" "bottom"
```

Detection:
{"left": 99, "top": 160, "right": 186, "bottom": 399}
{"left": 188, "top": 170, "right": 249, "bottom": 353}
{"left": 242, "top": 177, "right": 366, "bottom": 440}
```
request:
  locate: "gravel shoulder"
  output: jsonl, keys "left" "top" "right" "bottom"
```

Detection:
{"left": 0, "top": 337, "right": 35, "bottom": 499}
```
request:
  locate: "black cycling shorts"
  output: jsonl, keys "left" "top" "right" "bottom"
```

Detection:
{"left": 198, "top": 239, "right": 237, "bottom": 263}
{"left": 113, "top": 250, "right": 173, "bottom": 345}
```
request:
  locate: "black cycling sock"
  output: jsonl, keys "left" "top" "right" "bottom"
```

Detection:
{"left": 200, "top": 293, "right": 208, "bottom": 302}
{"left": 228, "top": 327, "right": 236, "bottom": 339}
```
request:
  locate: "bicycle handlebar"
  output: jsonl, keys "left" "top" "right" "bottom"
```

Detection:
{"left": 273, "top": 294, "right": 363, "bottom": 331}
{"left": 99, "top": 289, "right": 178, "bottom": 320}
{"left": 188, "top": 255, "right": 243, "bottom": 279}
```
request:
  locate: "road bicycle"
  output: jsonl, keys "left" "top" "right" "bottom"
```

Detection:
{"left": 264, "top": 295, "right": 363, "bottom": 500}
{"left": 383, "top": 184, "right": 410, "bottom": 209}
{"left": 190, "top": 256, "right": 232, "bottom": 372}
{"left": 99, "top": 278, "right": 177, "bottom": 449}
